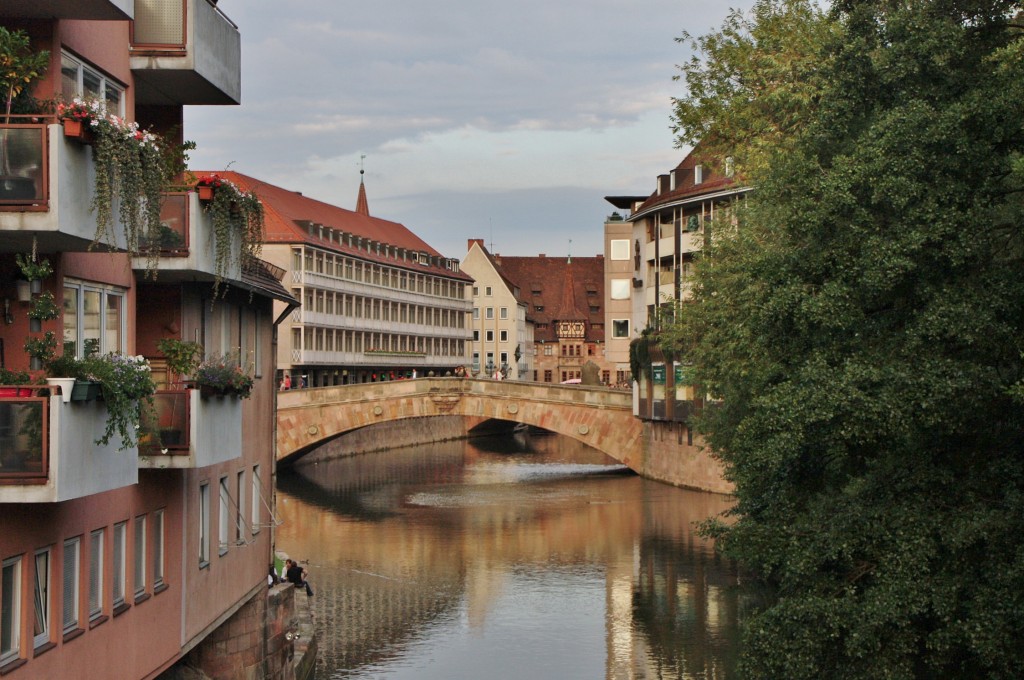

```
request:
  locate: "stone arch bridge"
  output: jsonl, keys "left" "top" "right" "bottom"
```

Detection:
{"left": 277, "top": 378, "right": 640, "bottom": 464}
{"left": 276, "top": 378, "right": 730, "bottom": 493}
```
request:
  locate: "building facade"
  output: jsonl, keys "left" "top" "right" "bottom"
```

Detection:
{"left": 1, "top": 4, "right": 295, "bottom": 678}
{"left": 496, "top": 254, "right": 613, "bottom": 385}
{"left": 460, "top": 239, "right": 533, "bottom": 380}
{"left": 246, "top": 174, "right": 474, "bottom": 387}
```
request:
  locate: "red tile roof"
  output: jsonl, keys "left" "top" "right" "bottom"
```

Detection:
{"left": 200, "top": 171, "right": 472, "bottom": 281}
{"left": 496, "top": 255, "right": 605, "bottom": 343}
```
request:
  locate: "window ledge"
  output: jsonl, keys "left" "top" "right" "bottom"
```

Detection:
{"left": 0, "top": 658, "right": 27, "bottom": 676}
{"left": 88, "top": 614, "right": 108, "bottom": 630}
{"left": 32, "top": 642, "right": 56, "bottom": 659}
{"left": 133, "top": 592, "right": 151, "bottom": 606}
{"left": 154, "top": 582, "right": 169, "bottom": 595}
{"left": 62, "top": 628, "right": 85, "bottom": 644}
{"left": 112, "top": 602, "right": 130, "bottom": 617}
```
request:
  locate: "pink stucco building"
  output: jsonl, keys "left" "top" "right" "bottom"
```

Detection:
{"left": 1, "top": 2, "right": 297, "bottom": 677}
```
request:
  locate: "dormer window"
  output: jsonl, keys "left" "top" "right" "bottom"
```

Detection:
{"left": 694, "top": 165, "right": 704, "bottom": 185}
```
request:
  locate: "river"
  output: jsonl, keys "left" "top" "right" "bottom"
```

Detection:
{"left": 276, "top": 430, "right": 741, "bottom": 679}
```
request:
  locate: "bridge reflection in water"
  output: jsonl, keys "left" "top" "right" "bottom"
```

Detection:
{"left": 276, "top": 432, "right": 742, "bottom": 679}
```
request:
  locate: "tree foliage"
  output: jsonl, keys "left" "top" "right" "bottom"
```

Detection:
{"left": 667, "top": 1, "right": 1024, "bottom": 677}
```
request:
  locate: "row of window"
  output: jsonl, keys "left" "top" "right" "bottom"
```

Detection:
{"left": 295, "top": 328, "right": 467, "bottom": 357}
{"left": 198, "top": 466, "right": 264, "bottom": 567}
{"left": 296, "top": 248, "right": 466, "bottom": 300}
{"left": 0, "top": 511, "right": 164, "bottom": 670}
{"left": 473, "top": 307, "right": 509, "bottom": 321}
{"left": 474, "top": 329, "right": 515, "bottom": 344}
{"left": 300, "top": 290, "right": 466, "bottom": 329}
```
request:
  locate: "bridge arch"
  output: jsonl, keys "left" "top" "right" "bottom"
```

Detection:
{"left": 277, "top": 378, "right": 642, "bottom": 469}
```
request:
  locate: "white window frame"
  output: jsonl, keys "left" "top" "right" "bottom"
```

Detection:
{"left": 251, "top": 466, "right": 261, "bottom": 535}
{"left": 499, "top": 307, "right": 508, "bottom": 320}
{"left": 88, "top": 530, "right": 104, "bottom": 621}
{"left": 610, "top": 239, "right": 630, "bottom": 260}
{"left": 199, "top": 483, "right": 210, "bottom": 567}
{"left": 32, "top": 548, "right": 50, "bottom": 649}
{"left": 133, "top": 516, "right": 146, "bottom": 599}
{"left": 62, "top": 279, "right": 127, "bottom": 358}
{"left": 153, "top": 510, "right": 165, "bottom": 587}
{"left": 236, "top": 470, "right": 246, "bottom": 545}
{"left": 485, "top": 330, "right": 494, "bottom": 343}
{"left": 112, "top": 522, "right": 126, "bottom": 608}
{"left": 499, "top": 330, "right": 508, "bottom": 343}
{"left": 1, "top": 556, "right": 22, "bottom": 664}
{"left": 610, "top": 279, "right": 631, "bottom": 300}
{"left": 61, "top": 539, "right": 80, "bottom": 634}
{"left": 60, "top": 51, "right": 124, "bottom": 117}
{"left": 612, "top": 319, "right": 630, "bottom": 339}
{"left": 218, "top": 477, "right": 230, "bottom": 556}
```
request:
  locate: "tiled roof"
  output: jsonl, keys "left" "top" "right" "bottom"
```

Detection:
{"left": 630, "top": 147, "right": 747, "bottom": 218}
{"left": 200, "top": 171, "right": 472, "bottom": 282}
{"left": 496, "top": 255, "right": 605, "bottom": 343}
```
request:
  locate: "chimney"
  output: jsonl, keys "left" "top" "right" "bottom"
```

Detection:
{"left": 468, "top": 238, "right": 485, "bottom": 251}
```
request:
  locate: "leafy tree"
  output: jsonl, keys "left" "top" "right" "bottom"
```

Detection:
{"left": 666, "top": 1, "right": 1024, "bottom": 677}
{"left": 670, "top": 0, "right": 838, "bottom": 178}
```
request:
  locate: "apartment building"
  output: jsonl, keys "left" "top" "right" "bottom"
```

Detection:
{"left": 460, "top": 239, "right": 533, "bottom": 380}
{"left": 1, "top": 3, "right": 296, "bottom": 678}
{"left": 249, "top": 173, "right": 474, "bottom": 386}
{"left": 496, "top": 254, "right": 612, "bottom": 385}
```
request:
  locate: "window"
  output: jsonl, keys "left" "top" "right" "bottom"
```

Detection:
{"left": 499, "top": 307, "right": 508, "bottom": 320}
{"left": 62, "top": 280, "right": 126, "bottom": 358}
{"left": 499, "top": 330, "right": 508, "bottom": 343}
{"left": 485, "top": 307, "right": 494, "bottom": 320}
{"left": 485, "top": 331, "right": 494, "bottom": 342}
{"left": 112, "top": 523, "right": 126, "bottom": 609}
{"left": 543, "top": 370, "right": 552, "bottom": 383}
{"left": 33, "top": 549, "right": 50, "bottom": 648}
{"left": 1, "top": 556, "right": 22, "bottom": 664}
{"left": 694, "top": 164, "right": 704, "bottom": 185}
{"left": 236, "top": 471, "right": 245, "bottom": 545}
{"left": 133, "top": 516, "right": 146, "bottom": 600}
{"left": 610, "top": 279, "right": 630, "bottom": 300}
{"left": 473, "top": 308, "right": 480, "bottom": 320}
{"left": 472, "top": 286, "right": 479, "bottom": 297}
{"left": 544, "top": 345, "right": 553, "bottom": 356}
{"left": 612, "top": 319, "right": 630, "bottom": 339}
{"left": 88, "top": 530, "right": 103, "bottom": 621}
{"left": 62, "top": 538, "right": 80, "bottom": 634}
{"left": 219, "top": 478, "right": 229, "bottom": 555}
{"left": 61, "top": 52, "right": 123, "bottom": 116}
{"left": 251, "top": 466, "right": 261, "bottom": 535}
{"left": 153, "top": 511, "right": 165, "bottom": 588}
{"left": 485, "top": 286, "right": 492, "bottom": 296}
{"left": 199, "top": 483, "right": 210, "bottom": 567}
{"left": 473, "top": 330, "right": 480, "bottom": 342}
{"left": 610, "top": 239, "right": 630, "bottom": 260}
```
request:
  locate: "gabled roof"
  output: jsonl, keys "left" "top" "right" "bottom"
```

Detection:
{"left": 497, "top": 255, "right": 605, "bottom": 343}
{"left": 625, "top": 147, "right": 750, "bottom": 221}
{"left": 201, "top": 171, "right": 472, "bottom": 282}
{"left": 465, "top": 239, "right": 525, "bottom": 305}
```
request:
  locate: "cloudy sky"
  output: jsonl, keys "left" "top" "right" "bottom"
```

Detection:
{"left": 186, "top": 0, "right": 736, "bottom": 260}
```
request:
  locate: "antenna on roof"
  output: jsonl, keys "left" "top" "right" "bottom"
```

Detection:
{"left": 568, "top": 238, "right": 572, "bottom": 264}
{"left": 489, "top": 218, "right": 494, "bottom": 253}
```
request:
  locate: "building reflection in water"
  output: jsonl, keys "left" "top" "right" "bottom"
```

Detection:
{"left": 276, "top": 431, "right": 742, "bottom": 679}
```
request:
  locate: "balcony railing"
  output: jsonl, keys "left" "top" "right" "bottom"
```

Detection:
{"left": 138, "top": 387, "right": 241, "bottom": 469}
{"left": 6, "top": 0, "right": 132, "bottom": 20}
{"left": 0, "top": 387, "right": 49, "bottom": 483}
{"left": 0, "top": 387, "right": 138, "bottom": 503}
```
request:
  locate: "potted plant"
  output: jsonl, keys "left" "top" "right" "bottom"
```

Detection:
{"left": 0, "top": 27, "right": 49, "bottom": 201}
{"left": 156, "top": 337, "right": 203, "bottom": 386}
{"left": 193, "top": 173, "right": 264, "bottom": 296}
{"left": 24, "top": 331, "right": 57, "bottom": 373}
{"left": 0, "top": 367, "right": 34, "bottom": 397}
{"left": 195, "top": 353, "right": 254, "bottom": 399}
{"left": 55, "top": 98, "right": 100, "bottom": 142}
{"left": 44, "top": 349, "right": 83, "bottom": 403}
{"left": 15, "top": 251, "right": 52, "bottom": 294}
{"left": 80, "top": 354, "right": 156, "bottom": 449}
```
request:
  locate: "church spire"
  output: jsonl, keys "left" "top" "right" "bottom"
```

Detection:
{"left": 355, "top": 155, "right": 369, "bottom": 216}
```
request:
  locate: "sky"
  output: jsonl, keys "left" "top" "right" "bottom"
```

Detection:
{"left": 185, "top": 0, "right": 736, "bottom": 260}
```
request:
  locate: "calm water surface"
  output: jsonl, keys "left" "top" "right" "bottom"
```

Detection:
{"left": 276, "top": 432, "right": 741, "bottom": 680}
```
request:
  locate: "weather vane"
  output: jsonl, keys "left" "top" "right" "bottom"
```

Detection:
{"left": 358, "top": 154, "right": 366, "bottom": 177}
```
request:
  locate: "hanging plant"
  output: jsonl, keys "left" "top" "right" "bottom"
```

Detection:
{"left": 15, "top": 252, "right": 52, "bottom": 281}
{"left": 27, "top": 291, "right": 59, "bottom": 321}
{"left": 89, "top": 111, "right": 168, "bottom": 265}
{"left": 194, "top": 174, "right": 264, "bottom": 296}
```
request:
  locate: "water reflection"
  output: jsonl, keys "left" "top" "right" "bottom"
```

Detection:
{"left": 277, "top": 432, "right": 740, "bottom": 679}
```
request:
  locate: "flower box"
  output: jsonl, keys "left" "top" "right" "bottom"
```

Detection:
{"left": 71, "top": 380, "right": 103, "bottom": 402}
{"left": 62, "top": 118, "right": 94, "bottom": 144}
{"left": 197, "top": 185, "right": 214, "bottom": 201}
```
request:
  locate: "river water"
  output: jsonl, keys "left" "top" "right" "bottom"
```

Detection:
{"left": 276, "top": 431, "right": 741, "bottom": 679}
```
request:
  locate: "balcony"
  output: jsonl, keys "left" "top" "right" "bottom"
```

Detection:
{"left": 138, "top": 388, "right": 242, "bottom": 469}
{"left": 0, "top": 387, "right": 138, "bottom": 503}
{"left": 131, "top": 190, "right": 241, "bottom": 282}
{"left": 130, "top": 0, "right": 241, "bottom": 105}
{"left": 0, "top": 120, "right": 129, "bottom": 254}
{"left": 0, "top": 0, "right": 132, "bottom": 20}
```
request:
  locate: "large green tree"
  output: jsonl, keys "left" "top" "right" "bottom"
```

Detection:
{"left": 666, "top": 1, "right": 1024, "bottom": 677}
